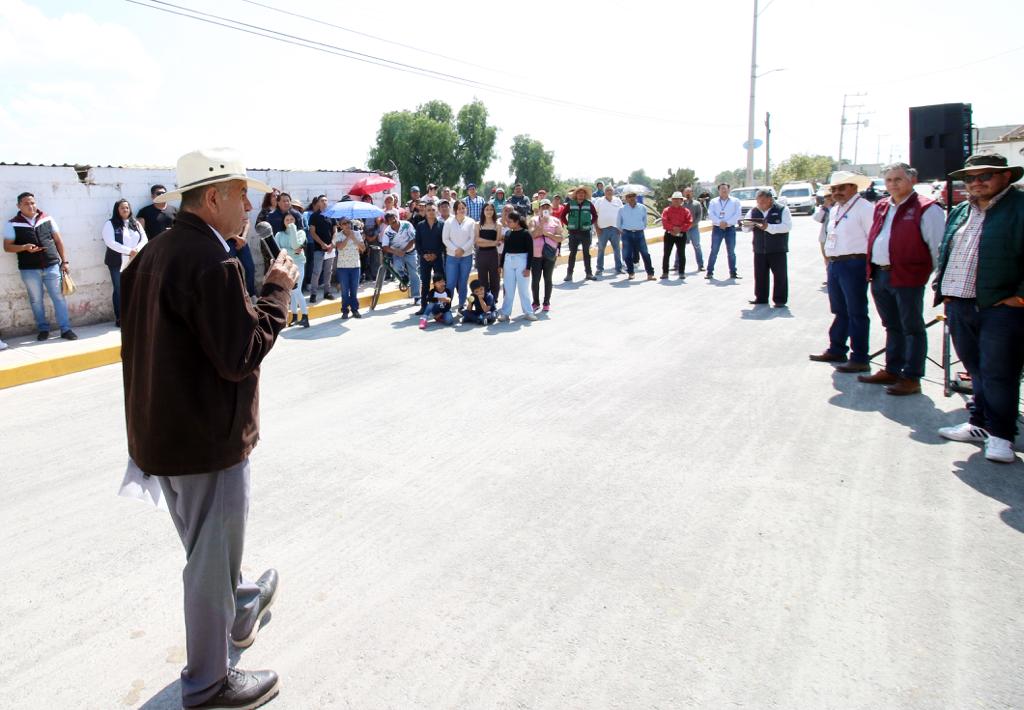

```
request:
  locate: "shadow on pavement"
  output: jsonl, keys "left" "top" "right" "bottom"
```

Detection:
{"left": 555, "top": 280, "right": 587, "bottom": 290}
{"left": 829, "top": 371, "right": 953, "bottom": 444}
{"left": 280, "top": 322, "right": 347, "bottom": 339}
{"left": 953, "top": 454, "right": 1024, "bottom": 532}
{"left": 740, "top": 306, "right": 793, "bottom": 320}
{"left": 139, "top": 681, "right": 180, "bottom": 710}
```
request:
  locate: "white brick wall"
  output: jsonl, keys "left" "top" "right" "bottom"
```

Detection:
{"left": 0, "top": 165, "right": 399, "bottom": 335}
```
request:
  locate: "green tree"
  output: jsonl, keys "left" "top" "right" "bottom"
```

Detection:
{"left": 652, "top": 167, "right": 700, "bottom": 208}
{"left": 627, "top": 168, "right": 654, "bottom": 188}
{"left": 713, "top": 168, "right": 765, "bottom": 187}
{"left": 771, "top": 154, "right": 837, "bottom": 188}
{"left": 508, "top": 134, "right": 556, "bottom": 194}
{"left": 456, "top": 100, "right": 497, "bottom": 187}
{"left": 369, "top": 100, "right": 498, "bottom": 198}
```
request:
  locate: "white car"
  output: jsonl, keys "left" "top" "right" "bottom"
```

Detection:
{"left": 730, "top": 186, "right": 782, "bottom": 216}
{"left": 779, "top": 182, "right": 817, "bottom": 215}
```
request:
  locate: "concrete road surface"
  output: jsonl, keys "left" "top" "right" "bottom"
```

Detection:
{"left": 2, "top": 216, "right": 1022, "bottom": 709}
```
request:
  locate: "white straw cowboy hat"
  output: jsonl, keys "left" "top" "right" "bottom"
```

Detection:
{"left": 670, "top": 191, "right": 685, "bottom": 200}
{"left": 823, "top": 170, "right": 872, "bottom": 191}
{"left": 155, "top": 147, "right": 272, "bottom": 204}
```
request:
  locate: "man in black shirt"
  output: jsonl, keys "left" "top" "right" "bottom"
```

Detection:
{"left": 136, "top": 184, "right": 178, "bottom": 240}
{"left": 414, "top": 202, "right": 445, "bottom": 314}
{"left": 508, "top": 183, "right": 532, "bottom": 217}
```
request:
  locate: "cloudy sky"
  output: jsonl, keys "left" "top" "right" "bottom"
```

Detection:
{"left": 1, "top": 0, "right": 1021, "bottom": 185}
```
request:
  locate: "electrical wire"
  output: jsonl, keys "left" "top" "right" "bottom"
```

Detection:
{"left": 123, "top": 0, "right": 742, "bottom": 128}
{"left": 236, "top": 0, "right": 515, "bottom": 78}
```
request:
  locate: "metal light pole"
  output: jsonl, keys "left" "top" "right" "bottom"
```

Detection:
{"left": 744, "top": 0, "right": 759, "bottom": 186}
{"left": 765, "top": 112, "right": 771, "bottom": 186}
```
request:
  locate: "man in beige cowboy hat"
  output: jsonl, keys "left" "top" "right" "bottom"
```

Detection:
{"left": 809, "top": 170, "right": 876, "bottom": 372}
{"left": 934, "top": 153, "right": 1024, "bottom": 463}
{"left": 121, "top": 147, "right": 299, "bottom": 709}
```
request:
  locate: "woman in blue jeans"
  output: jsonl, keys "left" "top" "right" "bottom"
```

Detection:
{"left": 334, "top": 218, "right": 365, "bottom": 319}
{"left": 498, "top": 212, "right": 538, "bottom": 322}
{"left": 441, "top": 200, "right": 476, "bottom": 310}
{"left": 101, "top": 199, "right": 147, "bottom": 327}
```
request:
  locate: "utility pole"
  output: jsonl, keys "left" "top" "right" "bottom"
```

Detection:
{"left": 764, "top": 112, "right": 771, "bottom": 186}
{"left": 744, "top": 0, "right": 758, "bottom": 186}
{"left": 838, "top": 92, "right": 866, "bottom": 166}
{"left": 852, "top": 111, "right": 873, "bottom": 167}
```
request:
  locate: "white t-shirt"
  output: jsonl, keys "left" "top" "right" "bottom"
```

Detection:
{"left": 595, "top": 197, "right": 623, "bottom": 228}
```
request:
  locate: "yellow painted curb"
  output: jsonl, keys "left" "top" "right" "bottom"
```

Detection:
{"left": 0, "top": 224, "right": 712, "bottom": 389}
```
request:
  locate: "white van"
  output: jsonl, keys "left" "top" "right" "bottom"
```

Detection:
{"left": 779, "top": 182, "right": 817, "bottom": 215}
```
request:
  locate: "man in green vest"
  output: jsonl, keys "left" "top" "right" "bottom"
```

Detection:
{"left": 934, "top": 154, "right": 1024, "bottom": 464}
{"left": 561, "top": 185, "right": 599, "bottom": 282}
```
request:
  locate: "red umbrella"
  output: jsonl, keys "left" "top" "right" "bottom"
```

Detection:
{"left": 348, "top": 174, "right": 397, "bottom": 197}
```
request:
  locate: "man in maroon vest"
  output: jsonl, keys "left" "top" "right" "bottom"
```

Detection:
{"left": 858, "top": 162, "right": 945, "bottom": 395}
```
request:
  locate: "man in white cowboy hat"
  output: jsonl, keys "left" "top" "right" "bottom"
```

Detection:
{"left": 121, "top": 147, "right": 299, "bottom": 709}
{"left": 660, "top": 191, "right": 693, "bottom": 279}
{"left": 858, "top": 162, "right": 945, "bottom": 396}
{"left": 809, "top": 170, "right": 875, "bottom": 372}
{"left": 934, "top": 153, "right": 1024, "bottom": 463}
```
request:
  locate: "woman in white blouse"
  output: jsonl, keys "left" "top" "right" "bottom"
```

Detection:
{"left": 102, "top": 199, "right": 147, "bottom": 327}
{"left": 441, "top": 199, "right": 476, "bottom": 310}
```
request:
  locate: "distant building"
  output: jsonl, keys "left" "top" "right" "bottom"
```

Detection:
{"left": 976, "top": 124, "right": 1024, "bottom": 181}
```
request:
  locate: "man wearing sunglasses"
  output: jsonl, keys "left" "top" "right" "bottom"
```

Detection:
{"left": 935, "top": 154, "right": 1024, "bottom": 463}
{"left": 137, "top": 184, "right": 178, "bottom": 241}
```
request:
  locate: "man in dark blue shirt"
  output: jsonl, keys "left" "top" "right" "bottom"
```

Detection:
{"left": 414, "top": 202, "right": 445, "bottom": 314}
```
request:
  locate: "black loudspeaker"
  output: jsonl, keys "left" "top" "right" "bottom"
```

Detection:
{"left": 909, "top": 103, "right": 973, "bottom": 181}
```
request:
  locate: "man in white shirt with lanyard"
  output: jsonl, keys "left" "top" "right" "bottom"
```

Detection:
{"left": 705, "top": 183, "right": 742, "bottom": 280}
{"left": 809, "top": 171, "right": 876, "bottom": 372}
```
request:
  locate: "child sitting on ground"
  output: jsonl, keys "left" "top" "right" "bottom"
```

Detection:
{"left": 463, "top": 278, "right": 496, "bottom": 325}
{"left": 420, "top": 275, "right": 454, "bottom": 329}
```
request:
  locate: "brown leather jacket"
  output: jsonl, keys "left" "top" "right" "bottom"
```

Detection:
{"left": 121, "top": 210, "right": 289, "bottom": 475}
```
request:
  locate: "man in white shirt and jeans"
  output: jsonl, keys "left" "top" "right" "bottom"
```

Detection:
{"left": 705, "top": 183, "right": 742, "bottom": 279}
{"left": 809, "top": 172, "right": 876, "bottom": 372}
{"left": 594, "top": 186, "right": 623, "bottom": 276}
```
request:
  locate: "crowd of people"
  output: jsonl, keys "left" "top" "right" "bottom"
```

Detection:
{"left": 2, "top": 157, "right": 1021, "bottom": 466}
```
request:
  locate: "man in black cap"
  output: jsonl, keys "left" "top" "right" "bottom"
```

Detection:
{"left": 935, "top": 153, "right": 1024, "bottom": 464}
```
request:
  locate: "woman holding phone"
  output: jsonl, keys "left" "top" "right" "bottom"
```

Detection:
{"left": 274, "top": 212, "right": 309, "bottom": 327}
{"left": 530, "top": 198, "right": 564, "bottom": 312}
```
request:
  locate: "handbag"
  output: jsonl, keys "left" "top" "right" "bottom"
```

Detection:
{"left": 542, "top": 241, "right": 557, "bottom": 261}
{"left": 61, "top": 270, "right": 77, "bottom": 296}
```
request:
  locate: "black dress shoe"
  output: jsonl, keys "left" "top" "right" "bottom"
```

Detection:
{"left": 731, "top": 273, "right": 742, "bottom": 279}
{"left": 809, "top": 351, "right": 847, "bottom": 363}
{"left": 414, "top": 308, "right": 426, "bottom": 316}
{"left": 704, "top": 273, "right": 712, "bottom": 280}
{"left": 60, "top": 329, "right": 78, "bottom": 340}
{"left": 772, "top": 304, "right": 787, "bottom": 309}
{"left": 232, "top": 569, "right": 279, "bottom": 649}
{"left": 351, "top": 310, "right": 362, "bottom": 319}
{"left": 748, "top": 300, "right": 767, "bottom": 305}
{"left": 185, "top": 668, "right": 279, "bottom": 709}
{"left": 37, "top": 331, "right": 50, "bottom": 341}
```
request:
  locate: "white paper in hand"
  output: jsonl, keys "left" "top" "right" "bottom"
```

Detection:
{"left": 117, "top": 460, "right": 168, "bottom": 511}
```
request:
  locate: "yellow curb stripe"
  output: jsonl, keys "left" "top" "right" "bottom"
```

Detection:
{"left": 0, "top": 225, "right": 711, "bottom": 389}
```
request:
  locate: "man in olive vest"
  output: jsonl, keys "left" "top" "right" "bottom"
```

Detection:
{"left": 561, "top": 186, "right": 599, "bottom": 282}
{"left": 859, "top": 162, "right": 945, "bottom": 396}
{"left": 3, "top": 191, "right": 77, "bottom": 340}
{"left": 934, "top": 154, "right": 1024, "bottom": 464}
{"left": 741, "top": 189, "right": 792, "bottom": 307}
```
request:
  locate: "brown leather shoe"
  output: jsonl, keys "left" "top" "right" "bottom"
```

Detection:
{"left": 886, "top": 378, "right": 922, "bottom": 396}
{"left": 835, "top": 361, "right": 871, "bottom": 373}
{"left": 809, "top": 351, "right": 847, "bottom": 363}
{"left": 858, "top": 370, "right": 900, "bottom": 385}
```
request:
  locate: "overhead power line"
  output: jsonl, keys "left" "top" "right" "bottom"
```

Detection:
{"left": 123, "top": 0, "right": 741, "bottom": 128}
{"left": 236, "top": 0, "right": 515, "bottom": 78}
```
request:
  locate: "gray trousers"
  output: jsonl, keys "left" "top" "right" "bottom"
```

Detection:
{"left": 159, "top": 459, "right": 262, "bottom": 707}
{"left": 309, "top": 251, "right": 336, "bottom": 297}
{"left": 676, "top": 227, "right": 704, "bottom": 270}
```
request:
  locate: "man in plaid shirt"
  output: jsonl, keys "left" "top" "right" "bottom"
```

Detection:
{"left": 934, "top": 154, "right": 1024, "bottom": 463}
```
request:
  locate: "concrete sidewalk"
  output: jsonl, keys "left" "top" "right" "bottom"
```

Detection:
{"left": 0, "top": 225, "right": 687, "bottom": 389}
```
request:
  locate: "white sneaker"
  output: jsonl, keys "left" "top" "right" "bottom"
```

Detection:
{"left": 497, "top": 313, "right": 510, "bottom": 323}
{"left": 938, "top": 422, "right": 989, "bottom": 443}
{"left": 0, "top": 338, "right": 7, "bottom": 351}
{"left": 984, "top": 436, "right": 1017, "bottom": 463}
{"left": 524, "top": 313, "right": 539, "bottom": 321}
